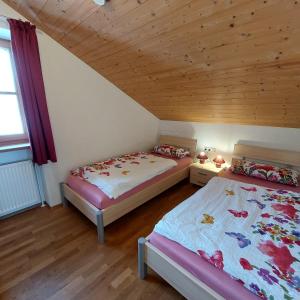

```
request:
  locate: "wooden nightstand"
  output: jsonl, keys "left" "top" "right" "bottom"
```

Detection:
{"left": 190, "top": 162, "right": 226, "bottom": 186}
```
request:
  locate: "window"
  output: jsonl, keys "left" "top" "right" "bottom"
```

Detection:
{"left": 0, "top": 38, "right": 28, "bottom": 146}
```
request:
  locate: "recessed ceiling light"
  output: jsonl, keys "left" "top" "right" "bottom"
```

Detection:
{"left": 93, "top": 0, "right": 106, "bottom": 5}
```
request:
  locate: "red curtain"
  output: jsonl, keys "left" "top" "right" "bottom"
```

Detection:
{"left": 8, "top": 19, "right": 57, "bottom": 165}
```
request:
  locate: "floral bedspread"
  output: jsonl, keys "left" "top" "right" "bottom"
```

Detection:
{"left": 154, "top": 177, "right": 300, "bottom": 300}
{"left": 71, "top": 152, "right": 177, "bottom": 199}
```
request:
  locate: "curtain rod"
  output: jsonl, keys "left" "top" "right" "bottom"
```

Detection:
{"left": 0, "top": 14, "right": 43, "bottom": 35}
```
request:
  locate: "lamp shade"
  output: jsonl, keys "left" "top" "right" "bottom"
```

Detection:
{"left": 197, "top": 151, "right": 208, "bottom": 164}
{"left": 213, "top": 155, "right": 225, "bottom": 168}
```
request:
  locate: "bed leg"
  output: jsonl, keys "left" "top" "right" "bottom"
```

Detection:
{"left": 138, "top": 237, "right": 148, "bottom": 279}
{"left": 96, "top": 211, "right": 105, "bottom": 244}
{"left": 60, "top": 182, "right": 68, "bottom": 207}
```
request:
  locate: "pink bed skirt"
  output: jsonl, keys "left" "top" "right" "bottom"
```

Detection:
{"left": 66, "top": 155, "right": 193, "bottom": 210}
{"left": 148, "top": 232, "right": 258, "bottom": 300}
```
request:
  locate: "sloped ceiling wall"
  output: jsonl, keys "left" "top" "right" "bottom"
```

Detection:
{"left": 3, "top": 0, "right": 300, "bottom": 128}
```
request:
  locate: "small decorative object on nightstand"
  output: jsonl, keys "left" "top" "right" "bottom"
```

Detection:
{"left": 190, "top": 162, "right": 225, "bottom": 186}
{"left": 213, "top": 155, "right": 225, "bottom": 168}
{"left": 197, "top": 151, "right": 208, "bottom": 164}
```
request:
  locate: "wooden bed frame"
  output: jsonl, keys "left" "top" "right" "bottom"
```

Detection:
{"left": 61, "top": 135, "right": 197, "bottom": 243}
{"left": 138, "top": 143, "right": 300, "bottom": 300}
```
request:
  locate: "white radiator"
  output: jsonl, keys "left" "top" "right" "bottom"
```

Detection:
{"left": 0, "top": 160, "right": 41, "bottom": 217}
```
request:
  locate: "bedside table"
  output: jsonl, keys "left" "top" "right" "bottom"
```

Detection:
{"left": 190, "top": 162, "right": 226, "bottom": 186}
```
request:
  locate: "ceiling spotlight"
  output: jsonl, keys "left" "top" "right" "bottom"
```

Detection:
{"left": 93, "top": 0, "right": 106, "bottom": 5}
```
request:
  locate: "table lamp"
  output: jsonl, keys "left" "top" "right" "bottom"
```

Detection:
{"left": 197, "top": 151, "right": 208, "bottom": 164}
{"left": 213, "top": 155, "right": 225, "bottom": 168}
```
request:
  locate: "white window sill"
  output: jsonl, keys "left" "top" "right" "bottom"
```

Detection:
{"left": 0, "top": 143, "right": 30, "bottom": 153}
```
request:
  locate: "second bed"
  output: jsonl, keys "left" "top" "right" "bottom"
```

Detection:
{"left": 61, "top": 135, "right": 197, "bottom": 243}
{"left": 139, "top": 144, "right": 300, "bottom": 300}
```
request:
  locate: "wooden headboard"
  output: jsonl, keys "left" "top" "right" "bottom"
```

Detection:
{"left": 233, "top": 144, "right": 300, "bottom": 168}
{"left": 159, "top": 135, "right": 197, "bottom": 158}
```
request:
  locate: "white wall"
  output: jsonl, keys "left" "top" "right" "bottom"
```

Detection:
{"left": 0, "top": 1, "right": 159, "bottom": 206}
{"left": 2, "top": 1, "right": 300, "bottom": 206}
{"left": 160, "top": 120, "right": 300, "bottom": 161}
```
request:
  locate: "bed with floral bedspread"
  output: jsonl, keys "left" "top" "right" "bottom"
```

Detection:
{"left": 154, "top": 177, "right": 300, "bottom": 300}
{"left": 71, "top": 152, "right": 177, "bottom": 199}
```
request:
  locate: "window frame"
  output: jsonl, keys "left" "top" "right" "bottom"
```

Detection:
{"left": 0, "top": 38, "right": 29, "bottom": 146}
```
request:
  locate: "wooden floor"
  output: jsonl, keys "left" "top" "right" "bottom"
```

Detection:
{"left": 0, "top": 179, "right": 199, "bottom": 300}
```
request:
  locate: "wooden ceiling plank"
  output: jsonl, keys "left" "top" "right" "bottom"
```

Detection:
{"left": 88, "top": 2, "right": 298, "bottom": 80}
{"left": 3, "top": 0, "right": 300, "bottom": 128}
{"left": 82, "top": 0, "right": 265, "bottom": 62}
{"left": 83, "top": 0, "right": 286, "bottom": 64}
{"left": 99, "top": 24, "right": 299, "bottom": 80}
{"left": 69, "top": 0, "right": 195, "bottom": 60}
{"left": 60, "top": 0, "right": 156, "bottom": 53}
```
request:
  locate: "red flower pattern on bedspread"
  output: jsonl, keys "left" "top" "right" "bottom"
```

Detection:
{"left": 71, "top": 152, "right": 148, "bottom": 179}
{"left": 271, "top": 204, "right": 299, "bottom": 220}
{"left": 240, "top": 258, "right": 254, "bottom": 270}
{"left": 197, "top": 250, "right": 224, "bottom": 270}
{"left": 241, "top": 186, "right": 257, "bottom": 192}
{"left": 258, "top": 240, "right": 296, "bottom": 274}
{"left": 228, "top": 209, "right": 248, "bottom": 218}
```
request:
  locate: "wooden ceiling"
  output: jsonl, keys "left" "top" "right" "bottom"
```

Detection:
{"left": 4, "top": 0, "right": 300, "bottom": 128}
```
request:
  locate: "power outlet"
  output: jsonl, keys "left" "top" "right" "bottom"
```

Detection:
{"left": 204, "top": 146, "right": 216, "bottom": 153}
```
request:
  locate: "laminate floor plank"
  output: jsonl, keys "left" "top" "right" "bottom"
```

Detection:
{"left": 0, "top": 179, "right": 198, "bottom": 300}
